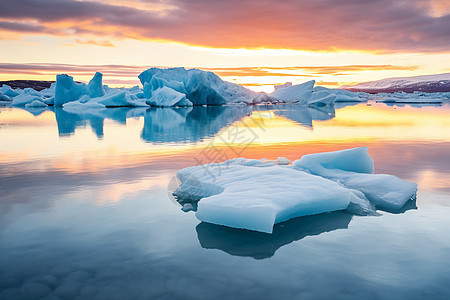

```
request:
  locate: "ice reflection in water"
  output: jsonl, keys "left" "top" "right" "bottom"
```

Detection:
{"left": 197, "top": 211, "right": 353, "bottom": 259}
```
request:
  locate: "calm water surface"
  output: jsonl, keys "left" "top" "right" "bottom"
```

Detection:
{"left": 1, "top": 102, "right": 450, "bottom": 299}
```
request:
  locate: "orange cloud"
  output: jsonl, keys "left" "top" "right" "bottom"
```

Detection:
{"left": 1, "top": 0, "right": 449, "bottom": 52}
{"left": 75, "top": 39, "right": 115, "bottom": 47}
{"left": 0, "top": 63, "right": 420, "bottom": 81}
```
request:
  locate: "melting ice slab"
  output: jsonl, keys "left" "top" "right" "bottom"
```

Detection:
{"left": 174, "top": 148, "right": 417, "bottom": 233}
{"left": 176, "top": 159, "right": 353, "bottom": 233}
{"left": 292, "top": 147, "right": 418, "bottom": 210}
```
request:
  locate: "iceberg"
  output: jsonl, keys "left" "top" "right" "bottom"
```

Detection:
{"left": 54, "top": 74, "right": 86, "bottom": 106}
{"left": 314, "top": 86, "right": 365, "bottom": 102}
{"left": 270, "top": 83, "right": 364, "bottom": 105}
{"left": 11, "top": 92, "right": 43, "bottom": 106}
{"left": 174, "top": 148, "right": 417, "bottom": 233}
{"left": 292, "top": 147, "right": 417, "bottom": 209}
{"left": 139, "top": 67, "right": 263, "bottom": 106}
{"left": 307, "top": 91, "right": 336, "bottom": 107}
{"left": 270, "top": 80, "right": 315, "bottom": 104}
{"left": 0, "top": 91, "right": 12, "bottom": 101}
{"left": 87, "top": 72, "right": 105, "bottom": 98}
{"left": 54, "top": 72, "right": 107, "bottom": 106}
{"left": 1, "top": 84, "right": 20, "bottom": 97}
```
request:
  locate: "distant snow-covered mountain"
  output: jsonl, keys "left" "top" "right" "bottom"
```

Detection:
{"left": 341, "top": 73, "right": 450, "bottom": 93}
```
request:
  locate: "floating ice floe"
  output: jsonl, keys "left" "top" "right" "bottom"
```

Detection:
{"left": 276, "top": 157, "right": 290, "bottom": 165}
{"left": 269, "top": 81, "right": 366, "bottom": 106}
{"left": 174, "top": 147, "right": 417, "bottom": 233}
{"left": 379, "top": 97, "right": 444, "bottom": 104}
{"left": 6, "top": 72, "right": 149, "bottom": 108}
{"left": 369, "top": 91, "right": 450, "bottom": 104}
{"left": 292, "top": 147, "right": 417, "bottom": 210}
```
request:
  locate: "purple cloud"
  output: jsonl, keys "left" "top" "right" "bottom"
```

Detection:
{"left": 0, "top": 0, "right": 449, "bottom": 52}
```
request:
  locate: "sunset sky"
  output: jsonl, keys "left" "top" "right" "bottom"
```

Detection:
{"left": 1, "top": 0, "right": 450, "bottom": 92}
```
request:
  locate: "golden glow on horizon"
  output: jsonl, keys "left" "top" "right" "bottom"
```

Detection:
{"left": 1, "top": 104, "right": 450, "bottom": 161}
{"left": 2, "top": 104, "right": 450, "bottom": 200}
{"left": 2, "top": 104, "right": 450, "bottom": 167}
{"left": 1, "top": 35, "right": 450, "bottom": 92}
{"left": 209, "top": 105, "right": 450, "bottom": 147}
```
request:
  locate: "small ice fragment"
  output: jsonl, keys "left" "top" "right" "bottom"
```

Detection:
{"left": 25, "top": 100, "right": 47, "bottom": 107}
{"left": 276, "top": 157, "right": 290, "bottom": 165}
{"left": 182, "top": 203, "right": 195, "bottom": 212}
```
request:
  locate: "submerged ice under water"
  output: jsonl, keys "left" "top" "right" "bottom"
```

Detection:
{"left": 1, "top": 102, "right": 450, "bottom": 299}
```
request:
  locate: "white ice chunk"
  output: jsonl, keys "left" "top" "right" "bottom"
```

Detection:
{"left": 270, "top": 80, "right": 315, "bottom": 104}
{"left": 25, "top": 100, "right": 47, "bottom": 107}
{"left": 175, "top": 158, "right": 354, "bottom": 233}
{"left": 147, "top": 86, "right": 193, "bottom": 107}
{"left": 276, "top": 157, "right": 290, "bottom": 165}
{"left": 292, "top": 147, "right": 417, "bottom": 209}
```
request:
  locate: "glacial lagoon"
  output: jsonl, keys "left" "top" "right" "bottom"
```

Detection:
{"left": 1, "top": 102, "right": 450, "bottom": 299}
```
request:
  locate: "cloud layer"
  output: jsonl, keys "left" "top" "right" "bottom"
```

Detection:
{"left": 0, "top": 62, "right": 419, "bottom": 78}
{"left": 0, "top": 0, "right": 449, "bottom": 52}
{"left": 0, "top": 62, "right": 421, "bottom": 89}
